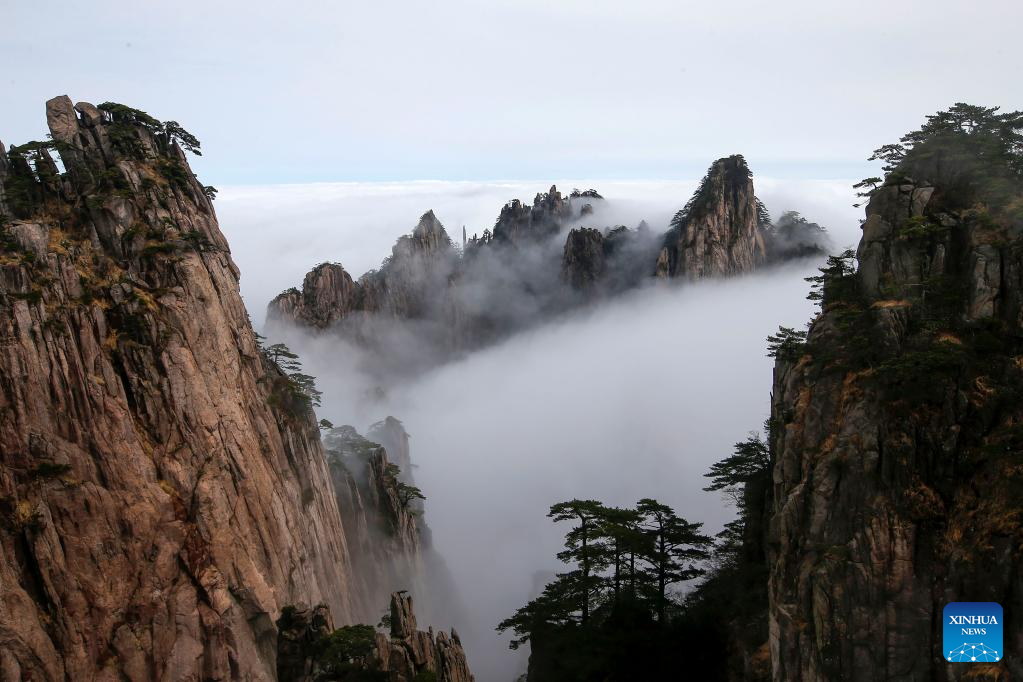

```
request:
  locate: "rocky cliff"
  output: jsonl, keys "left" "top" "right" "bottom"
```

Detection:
{"left": 0, "top": 96, "right": 366, "bottom": 680}
{"left": 0, "top": 97, "right": 473, "bottom": 681}
{"left": 767, "top": 107, "right": 1023, "bottom": 681}
{"left": 491, "top": 185, "right": 573, "bottom": 246}
{"left": 269, "top": 262, "right": 360, "bottom": 329}
{"left": 323, "top": 422, "right": 426, "bottom": 618}
{"left": 560, "top": 223, "right": 661, "bottom": 296}
{"left": 267, "top": 210, "right": 457, "bottom": 331}
{"left": 656, "top": 155, "right": 768, "bottom": 280}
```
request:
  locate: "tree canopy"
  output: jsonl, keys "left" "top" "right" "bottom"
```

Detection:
{"left": 97, "top": 102, "right": 203, "bottom": 158}
{"left": 498, "top": 497, "right": 711, "bottom": 651}
{"left": 262, "top": 340, "right": 323, "bottom": 409}
{"left": 859, "top": 103, "right": 1023, "bottom": 212}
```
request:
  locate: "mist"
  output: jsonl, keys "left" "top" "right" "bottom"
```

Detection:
{"left": 217, "top": 177, "right": 863, "bottom": 326}
{"left": 219, "top": 179, "right": 864, "bottom": 681}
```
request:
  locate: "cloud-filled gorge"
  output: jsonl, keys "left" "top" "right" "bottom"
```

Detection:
{"left": 218, "top": 179, "right": 862, "bottom": 680}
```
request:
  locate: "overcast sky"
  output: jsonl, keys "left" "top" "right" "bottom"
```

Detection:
{"left": 4, "top": 0, "right": 1021, "bottom": 185}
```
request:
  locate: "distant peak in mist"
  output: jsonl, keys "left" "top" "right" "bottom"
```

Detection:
{"left": 265, "top": 162, "right": 832, "bottom": 384}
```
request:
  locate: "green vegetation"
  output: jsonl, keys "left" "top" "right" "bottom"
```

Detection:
{"left": 157, "top": 158, "right": 192, "bottom": 192}
{"left": 765, "top": 326, "right": 807, "bottom": 361}
{"left": 755, "top": 198, "right": 771, "bottom": 229}
{"left": 860, "top": 103, "right": 1023, "bottom": 215}
{"left": 276, "top": 606, "right": 386, "bottom": 682}
{"left": 98, "top": 102, "right": 203, "bottom": 159}
{"left": 261, "top": 341, "right": 325, "bottom": 417}
{"left": 498, "top": 497, "right": 714, "bottom": 680}
{"left": 316, "top": 625, "right": 380, "bottom": 678}
{"left": 162, "top": 120, "right": 202, "bottom": 156}
{"left": 262, "top": 341, "right": 323, "bottom": 412}
{"left": 500, "top": 431, "right": 777, "bottom": 681}
{"left": 703, "top": 434, "right": 769, "bottom": 500}
{"left": 3, "top": 143, "right": 52, "bottom": 217}
{"left": 852, "top": 176, "right": 882, "bottom": 207}
{"left": 384, "top": 463, "right": 426, "bottom": 510}
{"left": 182, "top": 229, "right": 214, "bottom": 251}
{"left": 288, "top": 373, "right": 323, "bottom": 407}
{"left": 805, "top": 249, "right": 857, "bottom": 308}
{"left": 670, "top": 155, "right": 752, "bottom": 229}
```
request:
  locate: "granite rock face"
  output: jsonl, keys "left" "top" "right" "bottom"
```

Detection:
{"left": 323, "top": 422, "right": 426, "bottom": 617}
{"left": 0, "top": 97, "right": 366, "bottom": 680}
{"left": 561, "top": 227, "right": 606, "bottom": 290}
{"left": 269, "top": 263, "right": 360, "bottom": 329}
{"left": 657, "top": 155, "right": 767, "bottom": 280}
{"left": 767, "top": 171, "right": 1023, "bottom": 680}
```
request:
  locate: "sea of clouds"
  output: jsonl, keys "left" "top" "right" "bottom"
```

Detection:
{"left": 217, "top": 178, "right": 863, "bottom": 681}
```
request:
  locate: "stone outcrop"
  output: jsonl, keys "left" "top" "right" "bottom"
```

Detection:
{"left": 0, "top": 97, "right": 366, "bottom": 680}
{"left": 657, "top": 155, "right": 767, "bottom": 279}
{"left": 492, "top": 185, "right": 573, "bottom": 246}
{"left": 561, "top": 227, "right": 606, "bottom": 290}
{"left": 360, "top": 209, "right": 458, "bottom": 319}
{"left": 375, "top": 592, "right": 474, "bottom": 682}
{"left": 561, "top": 224, "right": 662, "bottom": 296}
{"left": 267, "top": 210, "right": 456, "bottom": 329}
{"left": 322, "top": 419, "right": 462, "bottom": 631}
{"left": 767, "top": 170, "right": 1023, "bottom": 679}
{"left": 268, "top": 262, "right": 360, "bottom": 329}
{"left": 276, "top": 593, "right": 473, "bottom": 682}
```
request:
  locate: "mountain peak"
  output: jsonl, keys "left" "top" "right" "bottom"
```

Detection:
{"left": 656, "top": 153, "right": 765, "bottom": 279}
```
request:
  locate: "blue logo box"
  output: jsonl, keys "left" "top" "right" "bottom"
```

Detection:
{"left": 943, "top": 602, "right": 1003, "bottom": 663}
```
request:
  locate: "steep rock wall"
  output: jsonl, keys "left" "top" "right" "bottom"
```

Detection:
{"left": 0, "top": 96, "right": 364, "bottom": 681}
{"left": 768, "top": 176, "right": 1023, "bottom": 680}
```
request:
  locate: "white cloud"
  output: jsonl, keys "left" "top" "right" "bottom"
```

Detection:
{"left": 236, "top": 178, "right": 853, "bottom": 680}
{"left": 217, "top": 177, "right": 863, "bottom": 326}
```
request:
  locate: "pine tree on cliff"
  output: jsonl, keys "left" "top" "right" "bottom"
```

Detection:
{"left": 266, "top": 342, "right": 300, "bottom": 369}
{"left": 595, "top": 506, "right": 643, "bottom": 603}
{"left": 702, "top": 434, "right": 770, "bottom": 508}
{"left": 863, "top": 102, "right": 1023, "bottom": 207}
{"left": 635, "top": 498, "right": 712, "bottom": 623}
{"left": 549, "top": 499, "right": 609, "bottom": 623}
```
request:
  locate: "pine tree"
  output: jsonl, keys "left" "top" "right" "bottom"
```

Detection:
{"left": 549, "top": 500, "right": 609, "bottom": 623}
{"left": 635, "top": 498, "right": 712, "bottom": 623}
